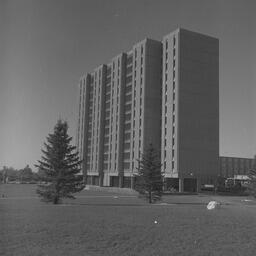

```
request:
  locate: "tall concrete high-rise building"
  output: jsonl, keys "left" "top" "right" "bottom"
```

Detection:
{"left": 76, "top": 28, "right": 219, "bottom": 192}
{"left": 162, "top": 29, "right": 219, "bottom": 191}
{"left": 77, "top": 39, "right": 162, "bottom": 187}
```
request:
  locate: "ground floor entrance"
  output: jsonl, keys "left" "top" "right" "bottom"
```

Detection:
{"left": 165, "top": 177, "right": 198, "bottom": 192}
{"left": 87, "top": 175, "right": 199, "bottom": 192}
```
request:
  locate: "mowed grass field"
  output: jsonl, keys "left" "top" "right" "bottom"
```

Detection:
{"left": 1, "top": 184, "right": 256, "bottom": 256}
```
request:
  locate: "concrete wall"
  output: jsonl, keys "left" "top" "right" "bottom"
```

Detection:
{"left": 219, "top": 156, "right": 254, "bottom": 177}
{"left": 178, "top": 29, "right": 219, "bottom": 184}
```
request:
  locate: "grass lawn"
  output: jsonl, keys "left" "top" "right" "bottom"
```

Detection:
{"left": 1, "top": 184, "right": 256, "bottom": 256}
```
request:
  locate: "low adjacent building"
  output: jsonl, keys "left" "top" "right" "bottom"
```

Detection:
{"left": 219, "top": 156, "right": 255, "bottom": 178}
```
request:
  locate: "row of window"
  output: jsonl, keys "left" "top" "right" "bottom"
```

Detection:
{"left": 163, "top": 36, "right": 177, "bottom": 171}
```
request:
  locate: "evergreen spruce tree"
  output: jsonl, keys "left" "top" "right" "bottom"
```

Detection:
{"left": 35, "top": 120, "right": 85, "bottom": 204}
{"left": 135, "top": 144, "right": 164, "bottom": 203}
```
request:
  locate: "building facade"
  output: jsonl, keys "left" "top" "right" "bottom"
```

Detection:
{"left": 77, "top": 28, "right": 219, "bottom": 192}
{"left": 162, "top": 29, "right": 219, "bottom": 191}
{"left": 219, "top": 156, "right": 255, "bottom": 178}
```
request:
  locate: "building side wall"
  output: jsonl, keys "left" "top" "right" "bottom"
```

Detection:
{"left": 144, "top": 39, "right": 162, "bottom": 153}
{"left": 128, "top": 39, "right": 162, "bottom": 174}
{"left": 76, "top": 75, "right": 91, "bottom": 175}
{"left": 178, "top": 29, "right": 219, "bottom": 183}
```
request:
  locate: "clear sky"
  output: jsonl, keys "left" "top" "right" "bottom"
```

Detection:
{"left": 1, "top": 0, "right": 256, "bottom": 170}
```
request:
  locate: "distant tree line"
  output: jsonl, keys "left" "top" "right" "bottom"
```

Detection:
{"left": 0, "top": 165, "right": 45, "bottom": 184}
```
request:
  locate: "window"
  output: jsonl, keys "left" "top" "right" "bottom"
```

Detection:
{"left": 173, "top": 37, "right": 176, "bottom": 46}
{"left": 125, "top": 94, "right": 132, "bottom": 102}
{"left": 105, "top": 120, "right": 110, "bottom": 126}
{"left": 166, "top": 40, "right": 168, "bottom": 49}
{"left": 124, "top": 133, "right": 130, "bottom": 140}
{"left": 126, "top": 75, "right": 132, "bottom": 84}
{"left": 126, "top": 84, "right": 132, "bottom": 93}
{"left": 124, "top": 162, "right": 130, "bottom": 169}
{"left": 173, "top": 48, "right": 176, "bottom": 56}
{"left": 106, "top": 85, "right": 111, "bottom": 93}
{"left": 126, "top": 66, "right": 132, "bottom": 75}
{"left": 125, "top": 104, "right": 132, "bottom": 111}
{"left": 125, "top": 113, "right": 131, "bottom": 121}
{"left": 127, "top": 55, "right": 133, "bottom": 65}
{"left": 124, "top": 152, "right": 130, "bottom": 159}
{"left": 125, "top": 123, "right": 131, "bottom": 130}
{"left": 105, "top": 102, "right": 110, "bottom": 109}
{"left": 124, "top": 143, "right": 130, "bottom": 150}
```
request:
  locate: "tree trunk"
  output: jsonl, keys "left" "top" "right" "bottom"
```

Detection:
{"left": 149, "top": 190, "right": 152, "bottom": 203}
{"left": 53, "top": 196, "right": 59, "bottom": 204}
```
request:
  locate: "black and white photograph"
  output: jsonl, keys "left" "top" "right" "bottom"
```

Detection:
{"left": 1, "top": 0, "right": 256, "bottom": 255}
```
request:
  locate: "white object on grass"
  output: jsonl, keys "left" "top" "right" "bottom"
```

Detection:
{"left": 154, "top": 220, "right": 158, "bottom": 224}
{"left": 113, "top": 196, "right": 118, "bottom": 199}
{"left": 242, "top": 199, "right": 252, "bottom": 202}
{"left": 207, "top": 201, "right": 220, "bottom": 210}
